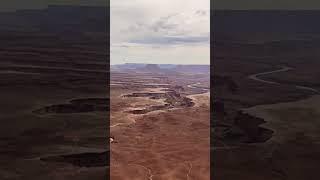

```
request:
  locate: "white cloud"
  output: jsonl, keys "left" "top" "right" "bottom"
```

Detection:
{"left": 111, "top": 0, "right": 210, "bottom": 65}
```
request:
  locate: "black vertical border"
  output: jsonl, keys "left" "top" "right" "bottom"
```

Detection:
{"left": 106, "top": 0, "right": 111, "bottom": 179}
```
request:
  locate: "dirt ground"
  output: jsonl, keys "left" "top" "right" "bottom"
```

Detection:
{"left": 110, "top": 71, "right": 210, "bottom": 180}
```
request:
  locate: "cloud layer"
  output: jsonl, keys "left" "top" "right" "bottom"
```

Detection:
{"left": 111, "top": 0, "right": 210, "bottom": 65}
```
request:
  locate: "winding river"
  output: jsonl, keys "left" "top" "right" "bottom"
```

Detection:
{"left": 248, "top": 66, "right": 319, "bottom": 93}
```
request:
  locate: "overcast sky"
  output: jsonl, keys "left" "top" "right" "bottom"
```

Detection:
{"left": 111, "top": 0, "right": 210, "bottom": 65}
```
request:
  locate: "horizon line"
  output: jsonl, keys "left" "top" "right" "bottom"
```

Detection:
{"left": 111, "top": 63, "right": 210, "bottom": 65}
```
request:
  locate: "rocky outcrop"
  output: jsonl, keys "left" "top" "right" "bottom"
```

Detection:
{"left": 213, "top": 110, "right": 273, "bottom": 144}
{"left": 33, "top": 98, "right": 109, "bottom": 114}
{"left": 231, "top": 111, "right": 273, "bottom": 143}
{"left": 125, "top": 90, "right": 194, "bottom": 114}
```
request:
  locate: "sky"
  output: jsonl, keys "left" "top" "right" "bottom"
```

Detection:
{"left": 111, "top": 0, "right": 210, "bottom": 65}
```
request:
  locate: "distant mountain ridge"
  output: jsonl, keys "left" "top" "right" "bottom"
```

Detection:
{"left": 140, "top": 64, "right": 161, "bottom": 72}
{"left": 111, "top": 63, "right": 210, "bottom": 74}
{"left": 112, "top": 63, "right": 178, "bottom": 69}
